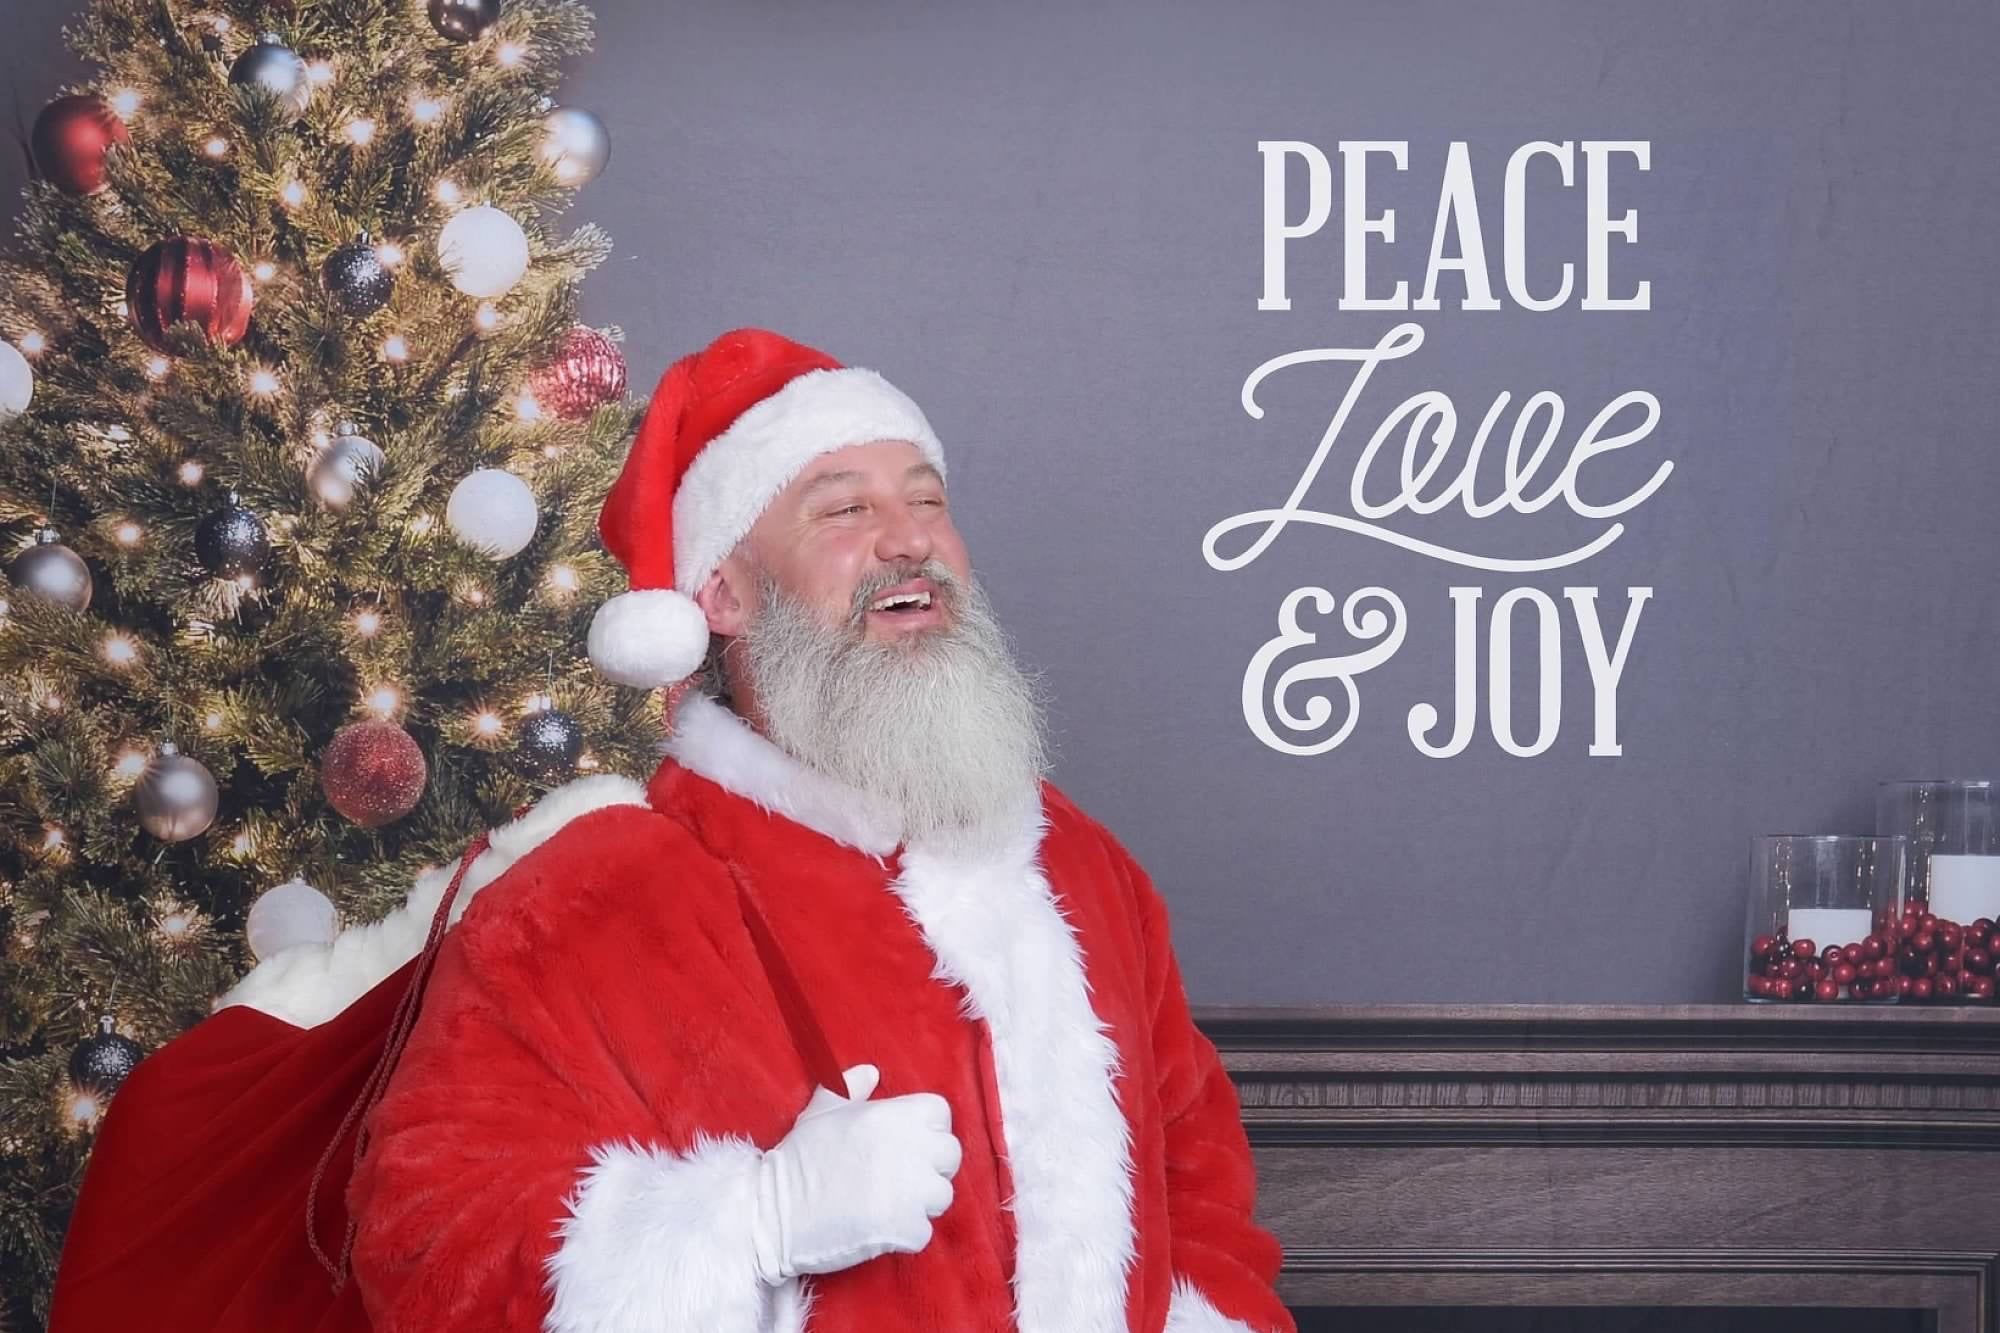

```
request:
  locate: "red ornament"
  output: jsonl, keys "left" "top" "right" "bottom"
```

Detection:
{"left": 32, "top": 94, "right": 129, "bottom": 195}
{"left": 125, "top": 236, "right": 254, "bottom": 353}
{"left": 321, "top": 721, "right": 428, "bottom": 828}
{"left": 526, "top": 326, "right": 627, "bottom": 420}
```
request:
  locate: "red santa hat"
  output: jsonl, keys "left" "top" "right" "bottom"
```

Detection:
{"left": 588, "top": 327, "right": 946, "bottom": 688}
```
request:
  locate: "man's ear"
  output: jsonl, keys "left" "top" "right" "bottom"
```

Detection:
{"left": 695, "top": 554, "right": 754, "bottom": 638}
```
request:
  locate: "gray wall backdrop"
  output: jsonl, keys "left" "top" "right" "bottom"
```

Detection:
{"left": 7, "top": 1, "right": 1997, "bottom": 1004}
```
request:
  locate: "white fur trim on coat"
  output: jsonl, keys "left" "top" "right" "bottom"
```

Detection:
{"left": 216, "top": 774, "right": 650, "bottom": 1028}
{"left": 1165, "top": 1276, "right": 1265, "bottom": 1332}
{"left": 543, "top": 1134, "right": 811, "bottom": 1333}
{"left": 890, "top": 810, "right": 1136, "bottom": 1333}
{"left": 671, "top": 367, "right": 946, "bottom": 596}
{"left": 665, "top": 692, "right": 902, "bottom": 857}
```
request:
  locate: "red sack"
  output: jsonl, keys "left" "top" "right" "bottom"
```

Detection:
{"left": 48, "top": 838, "right": 489, "bottom": 1333}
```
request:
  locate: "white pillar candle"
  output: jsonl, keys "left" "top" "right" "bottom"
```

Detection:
{"left": 1786, "top": 907, "right": 1873, "bottom": 949}
{"left": 1930, "top": 854, "right": 2000, "bottom": 924}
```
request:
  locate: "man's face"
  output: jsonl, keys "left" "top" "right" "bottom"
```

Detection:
{"left": 710, "top": 439, "right": 973, "bottom": 643}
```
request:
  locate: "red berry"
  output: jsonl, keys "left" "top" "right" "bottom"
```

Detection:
{"left": 1746, "top": 975, "right": 1769, "bottom": 998}
{"left": 1912, "top": 977, "right": 1935, "bottom": 1001}
{"left": 1862, "top": 935, "right": 1887, "bottom": 959}
{"left": 1936, "top": 973, "right": 1960, "bottom": 999}
{"left": 1778, "top": 959, "right": 1801, "bottom": 979}
{"left": 1833, "top": 963, "right": 1858, "bottom": 985}
{"left": 1913, "top": 931, "right": 1937, "bottom": 954}
{"left": 1922, "top": 913, "right": 1939, "bottom": 932}
{"left": 1969, "top": 977, "right": 1996, "bottom": 1001}
{"left": 1969, "top": 948, "right": 1993, "bottom": 974}
{"left": 1751, "top": 934, "right": 1779, "bottom": 961}
{"left": 1941, "top": 922, "right": 1964, "bottom": 949}
{"left": 1972, "top": 917, "right": 1994, "bottom": 942}
{"left": 1944, "top": 951, "right": 1965, "bottom": 974}
{"left": 1814, "top": 979, "right": 1840, "bottom": 1001}
{"left": 1791, "top": 938, "right": 1817, "bottom": 960}
{"left": 1897, "top": 975, "right": 1915, "bottom": 996}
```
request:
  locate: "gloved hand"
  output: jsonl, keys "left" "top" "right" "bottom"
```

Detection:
{"left": 750, "top": 1063, "right": 963, "bottom": 1284}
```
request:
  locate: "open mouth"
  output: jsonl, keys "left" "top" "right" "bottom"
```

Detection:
{"left": 867, "top": 589, "right": 934, "bottom": 614}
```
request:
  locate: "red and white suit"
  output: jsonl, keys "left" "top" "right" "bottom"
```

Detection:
{"left": 342, "top": 692, "right": 1295, "bottom": 1333}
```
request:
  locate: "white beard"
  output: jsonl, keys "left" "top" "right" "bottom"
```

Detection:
{"left": 736, "top": 560, "right": 1053, "bottom": 853}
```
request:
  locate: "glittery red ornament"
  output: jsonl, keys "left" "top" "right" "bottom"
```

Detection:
{"left": 32, "top": 94, "right": 129, "bottom": 196}
{"left": 321, "top": 721, "right": 427, "bottom": 828}
{"left": 125, "top": 236, "right": 254, "bottom": 354}
{"left": 526, "top": 326, "right": 626, "bottom": 419}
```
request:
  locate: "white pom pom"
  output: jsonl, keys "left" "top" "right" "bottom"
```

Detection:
{"left": 588, "top": 588, "right": 709, "bottom": 688}
{"left": 446, "top": 467, "right": 538, "bottom": 558}
{"left": 246, "top": 877, "right": 339, "bottom": 960}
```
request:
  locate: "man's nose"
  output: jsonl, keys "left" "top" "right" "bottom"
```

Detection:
{"left": 874, "top": 500, "right": 933, "bottom": 564}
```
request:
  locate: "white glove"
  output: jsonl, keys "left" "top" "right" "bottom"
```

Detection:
{"left": 750, "top": 1063, "right": 963, "bottom": 1284}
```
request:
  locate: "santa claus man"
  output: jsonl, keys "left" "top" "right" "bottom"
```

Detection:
{"left": 343, "top": 327, "right": 1295, "bottom": 1332}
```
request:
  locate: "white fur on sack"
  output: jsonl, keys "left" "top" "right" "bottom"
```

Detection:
{"left": 1164, "top": 1276, "right": 1267, "bottom": 1333}
{"left": 216, "top": 774, "right": 650, "bottom": 1028}
{"left": 588, "top": 587, "right": 711, "bottom": 688}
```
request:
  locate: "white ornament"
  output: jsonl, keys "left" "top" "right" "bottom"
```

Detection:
{"left": 307, "top": 428, "right": 385, "bottom": 508}
{"left": 246, "top": 876, "right": 339, "bottom": 960}
{"left": 446, "top": 468, "right": 538, "bottom": 558}
{"left": 437, "top": 205, "right": 529, "bottom": 298}
{"left": 0, "top": 340, "right": 32, "bottom": 418}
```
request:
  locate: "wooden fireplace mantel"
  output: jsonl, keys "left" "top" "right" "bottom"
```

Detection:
{"left": 1195, "top": 1004, "right": 2000, "bottom": 1329}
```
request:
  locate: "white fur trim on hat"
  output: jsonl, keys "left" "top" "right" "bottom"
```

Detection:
{"left": 671, "top": 366, "right": 946, "bottom": 594}
{"left": 589, "top": 588, "right": 711, "bottom": 688}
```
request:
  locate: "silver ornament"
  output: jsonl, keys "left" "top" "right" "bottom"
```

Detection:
{"left": 9, "top": 528, "right": 92, "bottom": 611}
{"left": 307, "top": 428, "right": 385, "bottom": 509}
{"left": 539, "top": 107, "right": 611, "bottom": 187}
{"left": 228, "top": 33, "right": 310, "bottom": 124}
{"left": 136, "top": 743, "right": 219, "bottom": 842}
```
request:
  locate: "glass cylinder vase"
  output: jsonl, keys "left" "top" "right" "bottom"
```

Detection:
{"left": 1877, "top": 780, "right": 2000, "bottom": 922}
{"left": 1743, "top": 835, "right": 1906, "bottom": 1003}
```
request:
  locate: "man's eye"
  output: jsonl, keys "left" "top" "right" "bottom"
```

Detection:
{"left": 828, "top": 504, "right": 863, "bottom": 516}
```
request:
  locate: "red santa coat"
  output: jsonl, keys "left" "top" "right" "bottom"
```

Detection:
{"left": 346, "top": 693, "right": 1294, "bottom": 1333}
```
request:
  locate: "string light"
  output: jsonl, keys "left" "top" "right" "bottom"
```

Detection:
{"left": 376, "top": 241, "right": 405, "bottom": 267}
{"left": 365, "top": 684, "right": 402, "bottom": 717}
{"left": 112, "top": 747, "right": 148, "bottom": 779}
{"left": 41, "top": 825, "right": 66, "bottom": 853}
{"left": 280, "top": 179, "right": 307, "bottom": 208}
{"left": 577, "top": 751, "right": 600, "bottom": 771}
{"left": 473, "top": 302, "right": 501, "bottom": 331}
{"left": 114, "top": 520, "right": 143, "bottom": 546}
{"left": 495, "top": 40, "right": 526, "bottom": 67}
{"left": 472, "top": 710, "right": 503, "bottom": 737}
{"left": 0, "top": 597, "right": 11, "bottom": 622}
{"left": 203, "top": 709, "right": 225, "bottom": 730}
{"left": 344, "top": 117, "right": 377, "bottom": 146}
{"left": 522, "top": 692, "right": 554, "bottom": 715}
{"left": 460, "top": 583, "right": 487, "bottom": 606}
{"left": 252, "top": 260, "right": 277, "bottom": 282}
{"left": 204, "top": 136, "right": 230, "bottom": 158}
{"left": 101, "top": 633, "right": 139, "bottom": 667}
{"left": 66, "top": 1090, "right": 103, "bottom": 1129}
{"left": 109, "top": 87, "right": 143, "bottom": 117}
{"left": 409, "top": 92, "right": 444, "bottom": 124}
{"left": 208, "top": 14, "right": 231, "bottom": 33}
{"left": 247, "top": 367, "right": 282, "bottom": 396}
{"left": 352, "top": 608, "right": 382, "bottom": 636}
{"left": 547, "top": 563, "right": 580, "bottom": 595}
{"left": 433, "top": 178, "right": 461, "bottom": 205}
{"left": 145, "top": 355, "right": 172, "bottom": 381}
{"left": 158, "top": 905, "right": 197, "bottom": 940}
{"left": 513, "top": 391, "right": 544, "bottom": 421}
{"left": 380, "top": 334, "right": 410, "bottom": 363}
{"left": 178, "top": 460, "right": 205, "bottom": 485}
{"left": 17, "top": 331, "right": 46, "bottom": 355}
{"left": 407, "top": 513, "right": 435, "bottom": 535}
{"left": 234, "top": 573, "right": 256, "bottom": 591}
{"left": 229, "top": 831, "right": 253, "bottom": 856}
{"left": 305, "top": 59, "right": 336, "bottom": 87}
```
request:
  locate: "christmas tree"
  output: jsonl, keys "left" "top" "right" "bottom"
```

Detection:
{"left": 0, "top": 0, "right": 657, "bottom": 1322}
